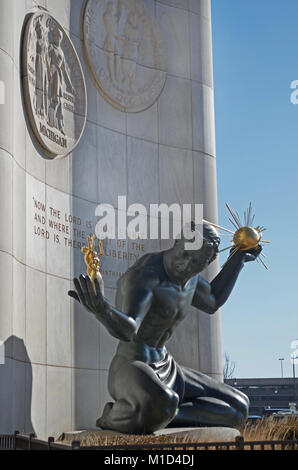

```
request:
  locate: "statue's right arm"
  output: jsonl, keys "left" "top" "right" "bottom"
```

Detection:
{"left": 68, "top": 274, "right": 154, "bottom": 342}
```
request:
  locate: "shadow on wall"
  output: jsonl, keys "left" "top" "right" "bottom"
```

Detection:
{"left": 0, "top": 336, "right": 35, "bottom": 435}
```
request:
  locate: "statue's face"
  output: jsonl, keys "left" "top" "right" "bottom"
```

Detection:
{"left": 53, "top": 29, "right": 62, "bottom": 46}
{"left": 172, "top": 237, "right": 219, "bottom": 279}
{"left": 129, "top": 12, "right": 137, "bottom": 26}
{"left": 36, "top": 25, "right": 43, "bottom": 38}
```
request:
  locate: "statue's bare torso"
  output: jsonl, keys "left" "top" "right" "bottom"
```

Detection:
{"left": 116, "top": 252, "right": 199, "bottom": 351}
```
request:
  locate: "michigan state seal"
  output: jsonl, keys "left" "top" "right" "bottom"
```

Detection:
{"left": 22, "top": 12, "right": 87, "bottom": 158}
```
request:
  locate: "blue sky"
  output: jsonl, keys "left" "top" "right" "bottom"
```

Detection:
{"left": 211, "top": 0, "right": 298, "bottom": 378}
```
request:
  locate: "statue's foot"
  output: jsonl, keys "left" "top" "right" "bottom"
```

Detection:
{"left": 96, "top": 402, "right": 113, "bottom": 429}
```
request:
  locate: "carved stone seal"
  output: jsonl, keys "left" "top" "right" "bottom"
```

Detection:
{"left": 22, "top": 12, "right": 87, "bottom": 158}
{"left": 83, "top": 0, "right": 167, "bottom": 112}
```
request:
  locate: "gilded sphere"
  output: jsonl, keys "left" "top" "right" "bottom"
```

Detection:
{"left": 232, "top": 226, "right": 261, "bottom": 251}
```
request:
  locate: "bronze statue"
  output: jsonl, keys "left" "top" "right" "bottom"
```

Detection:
{"left": 68, "top": 223, "right": 262, "bottom": 434}
{"left": 81, "top": 235, "right": 104, "bottom": 295}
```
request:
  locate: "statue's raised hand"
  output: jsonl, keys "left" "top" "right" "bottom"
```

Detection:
{"left": 228, "top": 244, "right": 262, "bottom": 264}
{"left": 243, "top": 244, "right": 262, "bottom": 262}
{"left": 68, "top": 275, "right": 136, "bottom": 342}
{"left": 68, "top": 274, "right": 108, "bottom": 316}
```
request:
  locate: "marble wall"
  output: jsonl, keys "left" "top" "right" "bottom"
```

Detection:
{"left": 0, "top": 0, "right": 222, "bottom": 438}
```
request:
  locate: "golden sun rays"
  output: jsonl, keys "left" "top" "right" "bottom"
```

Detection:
{"left": 203, "top": 202, "right": 270, "bottom": 270}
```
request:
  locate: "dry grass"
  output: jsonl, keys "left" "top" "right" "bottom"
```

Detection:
{"left": 61, "top": 432, "right": 198, "bottom": 447}
{"left": 59, "top": 416, "right": 298, "bottom": 449}
{"left": 242, "top": 416, "right": 298, "bottom": 442}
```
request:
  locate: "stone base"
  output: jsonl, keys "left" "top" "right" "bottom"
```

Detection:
{"left": 59, "top": 427, "right": 240, "bottom": 444}
{"left": 154, "top": 427, "right": 240, "bottom": 442}
{"left": 58, "top": 429, "right": 120, "bottom": 442}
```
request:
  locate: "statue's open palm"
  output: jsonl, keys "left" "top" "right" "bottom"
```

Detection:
{"left": 68, "top": 275, "right": 136, "bottom": 341}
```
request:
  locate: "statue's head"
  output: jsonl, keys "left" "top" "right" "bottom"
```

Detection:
{"left": 128, "top": 11, "right": 137, "bottom": 26}
{"left": 107, "top": 2, "right": 114, "bottom": 13}
{"left": 169, "top": 223, "right": 220, "bottom": 280}
{"left": 52, "top": 27, "right": 63, "bottom": 46}
{"left": 35, "top": 19, "right": 43, "bottom": 39}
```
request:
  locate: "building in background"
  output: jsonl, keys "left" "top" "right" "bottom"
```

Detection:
{"left": 225, "top": 378, "right": 297, "bottom": 416}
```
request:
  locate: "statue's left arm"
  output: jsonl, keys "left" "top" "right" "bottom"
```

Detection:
{"left": 192, "top": 246, "right": 262, "bottom": 314}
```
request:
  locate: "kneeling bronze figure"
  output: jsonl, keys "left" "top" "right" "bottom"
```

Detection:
{"left": 69, "top": 223, "right": 262, "bottom": 434}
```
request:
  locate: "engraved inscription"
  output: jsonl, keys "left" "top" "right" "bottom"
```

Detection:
{"left": 31, "top": 196, "right": 147, "bottom": 283}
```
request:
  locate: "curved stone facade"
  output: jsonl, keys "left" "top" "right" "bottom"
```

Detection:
{"left": 0, "top": 0, "right": 222, "bottom": 439}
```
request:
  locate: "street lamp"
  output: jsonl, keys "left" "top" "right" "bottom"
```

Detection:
{"left": 278, "top": 358, "right": 284, "bottom": 378}
{"left": 291, "top": 354, "right": 298, "bottom": 404}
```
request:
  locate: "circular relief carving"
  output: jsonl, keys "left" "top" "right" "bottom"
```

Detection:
{"left": 22, "top": 12, "right": 87, "bottom": 158}
{"left": 83, "top": 0, "right": 167, "bottom": 112}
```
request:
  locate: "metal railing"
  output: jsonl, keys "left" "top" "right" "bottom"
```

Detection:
{"left": 0, "top": 432, "right": 71, "bottom": 451}
{"left": 0, "top": 432, "right": 298, "bottom": 451}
